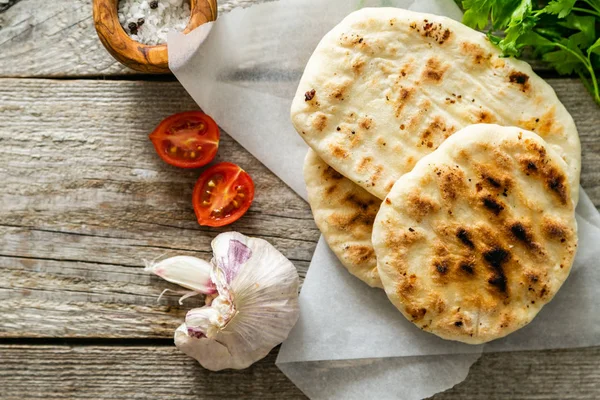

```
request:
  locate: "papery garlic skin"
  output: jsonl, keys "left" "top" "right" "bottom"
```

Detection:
{"left": 175, "top": 232, "right": 300, "bottom": 371}
{"left": 144, "top": 255, "right": 217, "bottom": 294}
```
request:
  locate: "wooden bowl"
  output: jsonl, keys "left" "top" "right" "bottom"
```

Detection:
{"left": 93, "top": 0, "right": 217, "bottom": 73}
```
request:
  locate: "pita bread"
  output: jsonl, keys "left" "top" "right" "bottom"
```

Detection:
{"left": 291, "top": 8, "right": 581, "bottom": 203}
{"left": 371, "top": 125, "right": 578, "bottom": 344}
{"left": 304, "top": 149, "right": 382, "bottom": 288}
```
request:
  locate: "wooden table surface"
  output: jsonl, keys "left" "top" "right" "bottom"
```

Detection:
{"left": 1, "top": 1, "right": 599, "bottom": 399}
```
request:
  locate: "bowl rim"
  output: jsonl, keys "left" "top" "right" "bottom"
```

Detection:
{"left": 93, "top": 0, "right": 217, "bottom": 73}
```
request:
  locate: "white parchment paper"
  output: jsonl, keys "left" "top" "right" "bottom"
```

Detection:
{"left": 168, "top": 1, "right": 600, "bottom": 398}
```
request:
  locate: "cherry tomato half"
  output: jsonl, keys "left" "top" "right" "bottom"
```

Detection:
{"left": 192, "top": 162, "right": 255, "bottom": 227}
{"left": 149, "top": 111, "right": 220, "bottom": 169}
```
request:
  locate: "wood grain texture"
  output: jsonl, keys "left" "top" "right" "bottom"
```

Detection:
{"left": 0, "top": 0, "right": 266, "bottom": 77}
{"left": 0, "top": 78, "right": 316, "bottom": 338}
{"left": 0, "top": 344, "right": 598, "bottom": 399}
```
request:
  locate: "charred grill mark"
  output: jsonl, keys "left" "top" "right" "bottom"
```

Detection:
{"left": 509, "top": 71, "right": 530, "bottom": 92}
{"left": 518, "top": 108, "right": 560, "bottom": 136}
{"left": 482, "top": 196, "right": 505, "bottom": 215}
{"left": 407, "top": 192, "right": 439, "bottom": 222}
{"left": 476, "top": 110, "right": 495, "bottom": 123}
{"left": 460, "top": 263, "right": 475, "bottom": 275}
{"left": 525, "top": 140, "right": 547, "bottom": 158}
{"left": 343, "top": 193, "right": 375, "bottom": 211}
{"left": 542, "top": 218, "right": 569, "bottom": 241}
{"left": 519, "top": 149, "right": 569, "bottom": 205}
{"left": 312, "top": 113, "right": 328, "bottom": 132}
{"left": 486, "top": 176, "right": 501, "bottom": 188}
{"left": 357, "top": 156, "right": 373, "bottom": 172}
{"left": 370, "top": 165, "right": 384, "bottom": 186}
{"left": 437, "top": 166, "right": 466, "bottom": 201}
{"left": 335, "top": 212, "right": 375, "bottom": 230}
{"left": 440, "top": 29, "right": 451, "bottom": 44}
{"left": 460, "top": 42, "right": 491, "bottom": 65}
{"left": 345, "top": 245, "right": 375, "bottom": 263}
{"left": 325, "top": 185, "right": 337, "bottom": 195}
{"left": 436, "top": 262, "right": 449, "bottom": 274}
{"left": 400, "top": 87, "right": 412, "bottom": 100}
{"left": 510, "top": 222, "right": 534, "bottom": 247}
{"left": 547, "top": 174, "right": 568, "bottom": 205}
{"left": 456, "top": 228, "right": 475, "bottom": 248}
{"left": 394, "top": 87, "right": 414, "bottom": 118}
{"left": 330, "top": 144, "right": 348, "bottom": 159}
{"left": 406, "top": 306, "right": 427, "bottom": 322}
{"left": 359, "top": 117, "right": 373, "bottom": 130}
{"left": 488, "top": 276, "right": 507, "bottom": 292}
{"left": 415, "top": 19, "right": 452, "bottom": 44}
{"left": 422, "top": 57, "right": 448, "bottom": 82}
{"left": 323, "top": 166, "right": 344, "bottom": 180}
{"left": 483, "top": 247, "right": 510, "bottom": 293}
{"left": 352, "top": 59, "right": 365, "bottom": 75}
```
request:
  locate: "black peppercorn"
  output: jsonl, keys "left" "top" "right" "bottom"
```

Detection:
{"left": 150, "top": 0, "right": 158, "bottom": 9}
{"left": 128, "top": 22, "right": 138, "bottom": 34}
{"left": 137, "top": 17, "right": 145, "bottom": 26}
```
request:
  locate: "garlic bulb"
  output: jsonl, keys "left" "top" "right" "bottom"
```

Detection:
{"left": 149, "top": 232, "right": 300, "bottom": 371}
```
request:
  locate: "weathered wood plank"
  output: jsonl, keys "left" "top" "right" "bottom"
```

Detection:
{"left": 0, "top": 344, "right": 598, "bottom": 399}
{"left": 0, "top": 0, "right": 564, "bottom": 78}
{"left": 0, "top": 78, "right": 315, "bottom": 338}
{"left": 0, "top": 345, "right": 307, "bottom": 399}
{"left": 435, "top": 347, "right": 600, "bottom": 399}
{"left": 0, "top": 77, "right": 598, "bottom": 339}
{"left": 0, "top": 0, "right": 268, "bottom": 77}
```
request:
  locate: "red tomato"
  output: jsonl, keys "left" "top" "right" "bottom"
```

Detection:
{"left": 149, "top": 111, "right": 219, "bottom": 168}
{"left": 192, "top": 163, "right": 255, "bottom": 227}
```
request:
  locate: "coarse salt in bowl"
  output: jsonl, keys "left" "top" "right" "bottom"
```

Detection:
{"left": 118, "top": 0, "right": 191, "bottom": 45}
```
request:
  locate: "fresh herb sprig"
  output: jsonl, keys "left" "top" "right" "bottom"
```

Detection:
{"left": 461, "top": 0, "right": 600, "bottom": 105}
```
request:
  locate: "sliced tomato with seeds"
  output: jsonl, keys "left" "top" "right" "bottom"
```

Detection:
{"left": 192, "top": 162, "right": 255, "bottom": 227}
{"left": 149, "top": 111, "right": 219, "bottom": 169}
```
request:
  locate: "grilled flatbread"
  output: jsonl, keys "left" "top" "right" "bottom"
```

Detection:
{"left": 372, "top": 125, "right": 578, "bottom": 344}
{"left": 291, "top": 8, "right": 581, "bottom": 203}
{"left": 304, "top": 149, "right": 382, "bottom": 288}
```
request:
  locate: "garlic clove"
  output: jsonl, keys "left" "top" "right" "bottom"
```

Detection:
{"left": 177, "top": 232, "right": 300, "bottom": 371}
{"left": 174, "top": 323, "right": 276, "bottom": 371}
{"left": 211, "top": 231, "right": 253, "bottom": 286}
{"left": 185, "top": 304, "right": 230, "bottom": 339}
{"left": 174, "top": 323, "right": 237, "bottom": 370}
{"left": 145, "top": 255, "right": 216, "bottom": 295}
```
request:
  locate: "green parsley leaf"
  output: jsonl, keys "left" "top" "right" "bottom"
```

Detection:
{"left": 462, "top": 0, "right": 494, "bottom": 29}
{"left": 589, "top": 37, "right": 600, "bottom": 55}
{"left": 557, "top": 14, "right": 595, "bottom": 47}
{"left": 486, "top": 0, "right": 537, "bottom": 56}
{"left": 543, "top": 38, "right": 587, "bottom": 74}
{"left": 542, "top": 0, "right": 577, "bottom": 18}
